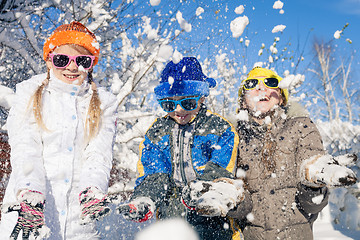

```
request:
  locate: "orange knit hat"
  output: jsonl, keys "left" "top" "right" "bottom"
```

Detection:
{"left": 43, "top": 21, "right": 100, "bottom": 66}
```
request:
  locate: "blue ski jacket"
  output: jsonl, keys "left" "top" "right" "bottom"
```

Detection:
{"left": 132, "top": 105, "right": 242, "bottom": 240}
{"left": 136, "top": 106, "right": 238, "bottom": 187}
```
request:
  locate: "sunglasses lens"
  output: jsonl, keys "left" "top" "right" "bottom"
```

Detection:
{"left": 160, "top": 101, "right": 176, "bottom": 112}
{"left": 52, "top": 54, "right": 70, "bottom": 68}
{"left": 264, "top": 78, "right": 279, "bottom": 88}
{"left": 76, "top": 56, "right": 93, "bottom": 69}
{"left": 180, "top": 98, "right": 198, "bottom": 111}
{"left": 244, "top": 79, "right": 259, "bottom": 89}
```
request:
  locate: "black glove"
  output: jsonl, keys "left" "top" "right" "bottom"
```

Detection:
{"left": 79, "top": 187, "right": 111, "bottom": 224}
{"left": 4, "top": 190, "right": 49, "bottom": 240}
{"left": 117, "top": 197, "right": 154, "bottom": 222}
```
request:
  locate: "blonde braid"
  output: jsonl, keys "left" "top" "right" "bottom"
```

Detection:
{"left": 86, "top": 71, "right": 102, "bottom": 139}
{"left": 31, "top": 68, "right": 50, "bottom": 130}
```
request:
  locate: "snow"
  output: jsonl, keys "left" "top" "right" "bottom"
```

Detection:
{"left": 314, "top": 205, "right": 359, "bottom": 240}
{"left": 157, "top": 45, "right": 173, "bottom": 62}
{"left": 168, "top": 76, "right": 174, "bottom": 85}
{"left": 172, "top": 49, "right": 183, "bottom": 63}
{"left": 312, "top": 194, "right": 325, "bottom": 204}
{"left": 149, "top": 0, "right": 161, "bottom": 6}
{"left": 334, "top": 30, "right": 342, "bottom": 39}
{"left": 230, "top": 16, "right": 249, "bottom": 38}
{"left": 246, "top": 212, "right": 254, "bottom": 222}
{"left": 135, "top": 218, "right": 198, "bottom": 240}
{"left": 176, "top": 11, "right": 192, "bottom": 32}
{"left": 264, "top": 115, "right": 271, "bottom": 125}
{"left": 270, "top": 45, "right": 278, "bottom": 54}
{"left": 0, "top": 85, "right": 15, "bottom": 109}
{"left": 272, "top": 24, "right": 286, "bottom": 33}
{"left": 1, "top": 1, "right": 359, "bottom": 239}
{"left": 234, "top": 5, "right": 245, "bottom": 15}
{"left": 188, "top": 179, "right": 244, "bottom": 217}
{"left": 279, "top": 72, "right": 305, "bottom": 91}
{"left": 300, "top": 154, "right": 356, "bottom": 187}
{"left": 196, "top": 7, "right": 204, "bottom": 16}
{"left": 273, "top": 1, "right": 284, "bottom": 9}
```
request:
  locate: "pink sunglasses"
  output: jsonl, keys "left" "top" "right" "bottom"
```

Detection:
{"left": 49, "top": 53, "right": 95, "bottom": 70}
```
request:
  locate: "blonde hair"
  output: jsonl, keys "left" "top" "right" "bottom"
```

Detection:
{"left": 32, "top": 68, "right": 50, "bottom": 131}
{"left": 86, "top": 71, "right": 102, "bottom": 139}
{"left": 31, "top": 69, "right": 102, "bottom": 139}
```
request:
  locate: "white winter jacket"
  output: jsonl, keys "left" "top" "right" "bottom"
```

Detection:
{"left": 0, "top": 73, "right": 117, "bottom": 239}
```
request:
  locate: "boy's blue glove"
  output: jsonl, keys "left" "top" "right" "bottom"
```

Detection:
{"left": 117, "top": 197, "right": 154, "bottom": 222}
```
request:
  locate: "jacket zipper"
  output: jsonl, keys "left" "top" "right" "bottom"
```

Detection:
{"left": 178, "top": 127, "right": 187, "bottom": 185}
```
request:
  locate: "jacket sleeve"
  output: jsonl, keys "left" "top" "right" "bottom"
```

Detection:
{"left": 293, "top": 117, "right": 325, "bottom": 175}
{"left": 131, "top": 173, "right": 171, "bottom": 204}
{"left": 78, "top": 90, "right": 117, "bottom": 193}
{"left": 132, "top": 127, "right": 172, "bottom": 202}
{"left": 204, "top": 124, "right": 239, "bottom": 179}
{"left": 135, "top": 131, "right": 172, "bottom": 184}
{"left": 292, "top": 117, "right": 329, "bottom": 216}
{"left": 7, "top": 78, "right": 47, "bottom": 195}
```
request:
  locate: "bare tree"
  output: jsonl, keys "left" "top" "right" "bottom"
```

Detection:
{"left": 308, "top": 40, "right": 341, "bottom": 121}
{"left": 339, "top": 55, "right": 357, "bottom": 122}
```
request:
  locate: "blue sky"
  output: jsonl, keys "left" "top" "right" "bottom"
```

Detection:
{"left": 113, "top": 0, "right": 360, "bottom": 72}
{"left": 201, "top": 0, "right": 360, "bottom": 69}
{"left": 134, "top": 0, "right": 360, "bottom": 120}
{"left": 109, "top": 0, "right": 359, "bottom": 120}
{"left": 130, "top": 0, "right": 359, "bottom": 77}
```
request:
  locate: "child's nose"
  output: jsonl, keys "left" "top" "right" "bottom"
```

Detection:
{"left": 66, "top": 60, "right": 78, "bottom": 70}
{"left": 175, "top": 103, "right": 184, "bottom": 111}
{"left": 256, "top": 81, "right": 266, "bottom": 90}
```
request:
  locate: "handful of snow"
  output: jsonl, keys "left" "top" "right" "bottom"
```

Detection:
{"left": 300, "top": 154, "right": 357, "bottom": 188}
{"left": 117, "top": 197, "right": 155, "bottom": 223}
{"left": 183, "top": 178, "right": 244, "bottom": 217}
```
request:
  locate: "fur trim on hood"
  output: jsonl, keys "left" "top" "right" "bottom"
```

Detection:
{"left": 285, "top": 101, "right": 309, "bottom": 119}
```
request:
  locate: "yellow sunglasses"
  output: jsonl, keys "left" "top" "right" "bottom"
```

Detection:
{"left": 242, "top": 77, "right": 280, "bottom": 90}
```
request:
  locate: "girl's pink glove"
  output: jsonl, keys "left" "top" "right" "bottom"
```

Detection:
{"left": 3, "top": 190, "right": 50, "bottom": 239}
{"left": 79, "top": 187, "right": 111, "bottom": 224}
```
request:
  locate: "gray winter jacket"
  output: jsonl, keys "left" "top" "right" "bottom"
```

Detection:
{"left": 230, "top": 103, "right": 329, "bottom": 240}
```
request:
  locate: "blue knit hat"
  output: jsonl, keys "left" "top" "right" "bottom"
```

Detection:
{"left": 154, "top": 57, "right": 216, "bottom": 100}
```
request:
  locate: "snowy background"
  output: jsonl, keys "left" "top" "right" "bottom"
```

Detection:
{"left": 0, "top": 0, "right": 359, "bottom": 239}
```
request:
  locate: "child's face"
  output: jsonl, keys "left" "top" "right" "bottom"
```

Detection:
{"left": 244, "top": 81, "right": 283, "bottom": 116}
{"left": 167, "top": 96, "right": 205, "bottom": 125}
{"left": 46, "top": 44, "right": 92, "bottom": 85}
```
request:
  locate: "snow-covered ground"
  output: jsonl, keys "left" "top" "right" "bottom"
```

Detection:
{"left": 314, "top": 205, "right": 359, "bottom": 240}
{"left": 98, "top": 203, "right": 360, "bottom": 240}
